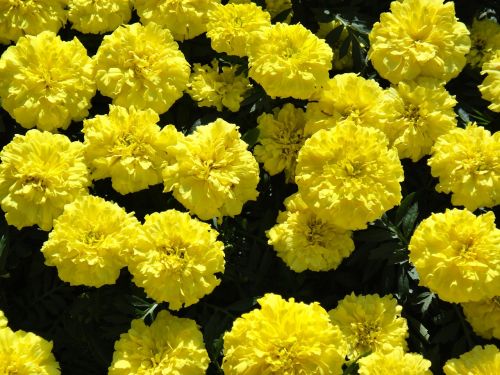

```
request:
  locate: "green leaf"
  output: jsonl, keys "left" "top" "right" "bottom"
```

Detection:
{"left": 432, "top": 321, "right": 461, "bottom": 344}
{"left": 414, "top": 291, "right": 435, "bottom": 314}
{"left": 242, "top": 127, "right": 260, "bottom": 148}
{"left": 325, "top": 24, "right": 344, "bottom": 46}
{"left": 401, "top": 202, "right": 419, "bottom": 238}
{"left": 395, "top": 192, "right": 417, "bottom": 225}
{"left": 272, "top": 8, "right": 292, "bottom": 23}
{"left": 339, "top": 34, "right": 351, "bottom": 58}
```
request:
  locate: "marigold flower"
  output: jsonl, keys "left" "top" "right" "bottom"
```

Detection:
{"left": 479, "top": 55, "right": 500, "bottom": 112}
{"left": 206, "top": 3, "right": 271, "bottom": 57}
{"left": 95, "top": 22, "right": 190, "bottom": 114}
{"left": 0, "top": 31, "right": 95, "bottom": 131}
{"left": 317, "top": 20, "right": 354, "bottom": 71}
{"left": 0, "top": 327, "right": 60, "bottom": 375}
{"left": 222, "top": 293, "right": 348, "bottom": 374}
{"left": 428, "top": 123, "right": 499, "bottom": 211}
{"left": 253, "top": 103, "right": 307, "bottom": 182}
{"left": 134, "top": 0, "right": 220, "bottom": 41}
{"left": 384, "top": 77, "right": 457, "bottom": 161}
{"left": 41, "top": 195, "right": 141, "bottom": 287}
{"left": 187, "top": 59, "right": 252, "bottom": 112}
{"left": 83, "top": 105, "right": 180, "bottom": 195}
{"left": 128, "top": 210, "right": 225, "bottom": 310}
{"left": 295, "top": 121, "right": 403, "bottom": 230}
{"left": 358, "top": 347, "right": 432, "bottom": 375}
{"left": 467, "top": 18, "right": 500, "bottom": 69}
{"left": 462, "top": 297, "right": 500, "bottom": 340}
{"left": 163, "top": 119, "right": 259, "bottom": 220}
{"left": 267, "top": 193, "right": 354, "bottom": 272}
{"left": 68, "top": 0, "right": 132, "bottom": 34}
{"left": 409, "top": 209, "right": 500, "bottom": 303}
{"left": 0, "top": 310, "right": 7, "bottom": 329}
{"left": 443, "top": 345, "right": 500, "bottom": 375}
{"left": 109, "top": 310, "right": 209, "bottom": 374}
{"left": 304, "top": 73, "right": 394, "bottom": 136}
{"left": 369, "top": 0, "right": 470, "bottom": 83}
{"left": 329, "top": 293, "right": 408, "bottom": 360}
{"left": 248, "top": 23, "right": 333, "bottom": 99}
{"left": 0, "top": 130, "right": 90, "bottom": 231}
{"left": 0, "top": 0, "right": 66, "bottom": 44}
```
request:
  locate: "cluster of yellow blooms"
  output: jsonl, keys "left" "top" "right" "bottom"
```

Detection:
{"left": 0, "top": 0, "right": 499, "bottom": 373}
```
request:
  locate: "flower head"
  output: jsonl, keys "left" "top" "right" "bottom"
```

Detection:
{"left": 428, "top": 123, "right": 499, "bottom": 211}
{"left": 295, "top": 121, "right": 403, "bottom": 230}
{"left": 68, "top": 0, "right": 132, "bottom": 34}
{"left": 109, "top": 310, "right": 209, "bottom": 374}
{"left": 443, "top": 345, "right": 500, "bottom": 375}
{"left": 95, "top": 22, "right": 190, "bottom": 114}
{"left": 83, "top": 105, "right": 180, "bottom": 194}
{"left": 467, "top": 18, "right": 500, "bottom": 69}
{"left": 0, "top": 31, "right": 95, "bottom": 131}
{"left": 253, "top": 103, "right": 307, "bottom": 182}
{"left": 304, "top": 73, "right": 394, "bottom": 136}
{"left": 163, "top": 119, "right": 259, "bottom": 220}
{"left": 187, "top": 59, "right": 252, "bottom": 112}
{"left": 409, "top": 209, "right": 500, "bottom": 303}
{"left": 222, "top": 293, "right": 347, "bottom": 374}
{"left": 479, "top": 54, "right": 500, "bottom": 112}
{"left": 0, "top": 327, "right": 60, "bottom": 375}
{"left": 0, "top": 0, "right": 66, "bottom": 44}
{"left": 358, "top": 347, "right": 432, "bottom": 375}
{"left": 328, "top": 293, "right": 408, "bottom": 360}
{"left": 248, "top": 23, "right": 333, "bottom": 99}
{"left": 385, "top": 77, "right": 457, "bottom": 161}
{"left": 462, "top": 297, "right": 500, "bottom": 340}
{"left": 369, "top": 0, "right": 470, "bottom": 83}
{"left": 0, "top": 130, "right": 90, "bottom": 231}
{"left": 128, "top": 210, "right": 225, "bottom": 310}
{"left": 267, "top": 193, "right": 354, "bottom": 272}
{"left": 206, "top": 3, "right": 271, "bottom": 57}
{"left": 41, "top": 195, "right": 141, "bottom": 287}
{"left": 134, "top": 0, "right": 220, "bottom": 41}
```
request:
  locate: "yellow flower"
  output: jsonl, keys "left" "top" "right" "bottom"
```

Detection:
{"left": 0, "top": 310, "right": 7, "bottom": 329}
{"left": 0, "top": 130, "right": 90, "bottom": 231}
{"left": 385, "top": 77, "right": 457, "bottom": 161}
{"left": 329, "top": 293, "right": 408, "bottom": 360}
{"left": 253, "top": 103, "right": 307, "bottom": 182}
{"left": 409, "top": 209, "right": 500, "bottom": 303}
{"left": 317, "top": 20, "right": 354, "bottom": 71}
{"left": 128, "top": 210, "right": 225, "bottom": 310}
{"left": 41, "top": 195, "right": 141, "bottom": 287}
{"left": 358, "top": 347, "right": 432, "bottom": 375}
{"left": 0, "top": 327, "right": 60, "bottom": 375}
{"left": 248, "top": 23, "right": 333, "bottom": 99}
{"left": 265, "top": 0, "right": 292, "bottom": 21}
{"left": 163, "top": 119, "right": 259, "bottom": 221}
{"left": 443, "top": 345, "right": 500, "bottom": 375}
{"left": 304, "top": 73, "right": 394, "bottom": 136}
{"left": 95, "top": 22, "right": 190, "bottom": 114}
{"left": 83, "top": 105, "right": 180, "bottom": 194}
{"left": 68, "top": 0, "right": 132, "bottom": 34}
{"left": 187, "top": 59, "right": 252, "bottom": 112}
{"left": 462, "top": 297, "right": 500, "bottom": 340}
{"left": 134, "top": 0, "right": 220, "bottom": 41}
{"left": 0, "top": 0, "right": 66, "bottom": 44}
{"left": 0, "top": 31, "right": 95, "bottom": 132}
{"left": 467, "top": 18, "right": 500, "bottom": 69}
{"left": 295, "top": 121, "right": 403, "bottom": 231}
{"left": 109, "top": 310, "right": 209, "bottom": 374}
{"left": 428, "top": 123, "right": 499, "bottom": 211}
{"left": 222, "top": 293, "right": 348, "bottom": 375}
{"left": 267, "top": 193, "right": 354, "bottom": 272}
{"left": 479, "top": 54, "right": 500, "bottom": 112}
{"left": 206, "top": 3, "right": 271, "bottom": 57}
{"left": 369, "top": 0, "right": 470, "bottom": 83}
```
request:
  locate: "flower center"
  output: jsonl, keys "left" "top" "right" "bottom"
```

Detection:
{"left": 83, "top": 230, "right": 103, "bottom": 245}
{"left": 305, "top": 218, "right": 326, "bottom": 246}
{"left": 268, "top": 338, "right": 298, "bottom": 371}
{"left": 22, "top": 175, "right": 47, "bottom": 189}
{"left": 353, "top": 321, "right": 380, "bottom": 353}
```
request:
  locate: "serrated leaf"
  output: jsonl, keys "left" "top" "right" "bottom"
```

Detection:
{"left": 325, "top": 24, "right": 344, "bottom": 46}
{"left": 415, "top": 291, "right": 435, "bottom": 313}
{"left": 395, "top": 192, "right": 417, "bottom": 225}
{"left": 401, "top": 202, "right": 419, "bottom": 237}
{"left": 355, "top": 227, "right": 394, "bottom": 242}
{"left": 339, "top": 34, "right": 351, "bottom": 58}
{"left": 272, "top": 8, "right": 292, "bottom": 23}
{"left": 432, "top": 321, "right": 461, "bottom": 344}
{"left": 368, "top": 242, "right": 399, "bottom": 260}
